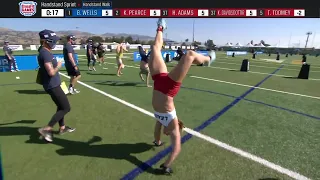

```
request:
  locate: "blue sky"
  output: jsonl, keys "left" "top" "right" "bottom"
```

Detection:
{"left": 1, "top": 18, "right": 320, "bottom": 47}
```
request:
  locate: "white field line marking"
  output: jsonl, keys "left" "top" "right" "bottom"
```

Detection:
{"left": 104, "top": 53, "right": 134, "bottom": 56}
{"left": 78, "top": 57, "right": 320, "bottom": 82}
{"left": 77, "top": 53, "right": 133, "bottom": 57}
{"left": 104, "top": 62, "right": 139, "bottom": 68}
{"left": 215, "top": 61, "right": 320, "bottom": 72}
{"left": 59, "top": 72, "right": 310, "bottom": 180}
{"left": 190, "top": 75, "right": 320, "bottom": 100}
{"left": 226, "top": 57, "right": 320, "bottom": 68}
{"left": 247, "top": 58, "right": 320, "bottom": 69}
{"left": 87, "top": 58, "right": 320, "bottom": 81}
{"left": 169, "top": 61, "right": 320, "bottom": 79}
{"left": 171, "top": 61, "right": 320, "bottom": 81}
{"left": 207, "top": 66, "right": 320, "bottom": 81}
{"left": 86, "top": 58, "right": 320, "bottom": 82}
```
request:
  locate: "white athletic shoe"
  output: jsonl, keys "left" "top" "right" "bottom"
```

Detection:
{"left": 157, "top": 18, "right": 167, "bottom": 30}
{"left": 73, "top": 89, "right": 80, "bottom": 94}
{"left": 69, "top": 87, "right": 75, "bottom": 94}
{"left": 207, "top": 50, "right": 216, "bottom": 67}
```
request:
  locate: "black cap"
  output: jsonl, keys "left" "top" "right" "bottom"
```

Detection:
{"left": 67, "top": 35, "right": 76, "bottom": 40}
{"left": 4, "top": 41, "right": 9, "bottom": 44}
{"left": 39, "top": 29, "right": 60, "bottom": 41}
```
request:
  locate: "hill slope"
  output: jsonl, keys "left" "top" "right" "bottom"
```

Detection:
{"left": 0, "top": 28, "right": 173, "bottom": 45}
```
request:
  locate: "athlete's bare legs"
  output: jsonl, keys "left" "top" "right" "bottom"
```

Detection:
{"left": 168, "top": 50, "right": 215, "bottom": 82}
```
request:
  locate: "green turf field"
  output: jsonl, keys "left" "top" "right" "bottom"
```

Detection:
{"left": 0, "top": 51, "right": 319, "bottom": 180}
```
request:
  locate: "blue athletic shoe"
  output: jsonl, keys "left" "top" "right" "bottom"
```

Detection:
{"left": 207, "top": 50, "right": 216, "bottom": 67}
{"left": 157, "top": 18, "right": 167, "bottom": 31}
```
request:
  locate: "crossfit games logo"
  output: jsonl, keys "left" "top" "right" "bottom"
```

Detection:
{"left": 19, "top": 1, "right": 37, "bottom": 17}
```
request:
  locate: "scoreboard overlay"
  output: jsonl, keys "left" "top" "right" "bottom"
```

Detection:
{"left": 0, "top": 0, "right": 319, "bottom": 18}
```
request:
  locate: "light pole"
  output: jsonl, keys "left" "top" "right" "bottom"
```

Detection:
{"left": 192, "top": 19, "right": 195, "bottom": 43}
{"left": 305, "top": 31, "right": 312, "bottom": 48}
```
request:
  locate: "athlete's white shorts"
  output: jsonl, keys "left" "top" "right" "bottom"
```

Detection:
{"left": 116, "top": 56, "right": 123, "bottom": 66}
{"left": 154, "top": 109, "right": 177, "bottom": 127}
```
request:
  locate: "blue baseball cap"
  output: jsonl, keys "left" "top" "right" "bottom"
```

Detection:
{"left": 38, "top": 29, "right": 60, "bottom": 42}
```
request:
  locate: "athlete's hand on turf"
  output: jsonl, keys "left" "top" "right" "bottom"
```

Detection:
{"left": 163, "top": 127, "right": 170, "bottom": 135}
{"left": 57, "top": 61, "right": 63, "bottom": 69}
{"left": 178, "top": 120, "right": 185, "bottom": 129}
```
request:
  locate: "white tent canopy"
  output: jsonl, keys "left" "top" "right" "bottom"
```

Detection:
{"left": 235, "top": 42, "right": 243, "bottom": 47}
{"left": 268, "top": 44, "right": 288, "bottom": 48}
{"left": 224, "top": 42, "right": 233, "bottom": 47}
{"left": 246, "top": 43, "right": 254, "bottom": 47}
{"left": 255, "top": 43, "right": 265, "bottom": 47}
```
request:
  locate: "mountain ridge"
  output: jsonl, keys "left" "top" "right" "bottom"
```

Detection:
{"left": 0, "top": 27, "right": 174, "bottom": 44}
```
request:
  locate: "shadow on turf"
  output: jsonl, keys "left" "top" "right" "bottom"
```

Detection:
{"left": 95, "top": 81, "right": 141, "bottom": 87}
{"left": 259, "top": 178, "right": 279, "bottom": 180}
{"left": 0, "top": 120, "right": 38, "bottom": 137}
{"left": 0, "top": 122, "right": 166, "bottom": 176}
{"left": 283, "top": 76, "right": 298, "bottom": 79}
{"left": 0, "top": 120, "right": 36, "bottom": 126}
{"left": 15, "top": 90, "right": 47, "bottom": 94}
{"left": 60, "top": 69, "right": 90, "bottom": 72}
{"left": 86, "top": 72, "right": 116, "bottom": 76}
{"left": 25, "top": 134, "right": 164, "bottom": 175}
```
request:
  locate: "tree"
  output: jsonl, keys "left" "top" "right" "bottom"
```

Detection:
{"left": 87, "top": 36, "right": 104, "bottom": 43}
{"left": 205, "top": 39, "right": 215, "bottom": 47}
{"left": 111, "top": 36, "right": 117, "bottom": 42}
{"left": 80, "top": 39, "right": 86, "bottom": 45}
{"left": 133, "top": 39, "right": 141, "bottom": 44}
{"left": 105, "top": 37, "right": 112, "bottom": 42}
{"left": 120, "top": 36, "right": 125, "bottom": 42}
{"left": 185, "top": 39, "right": 189, "bottom": 42}
{"left": 125, "top": 36, "right": 133, "bottom": 44}
{"left": 147, "top": 40, "right": 154, "bottom": 45}
{"left": 59, "top": 35, "right": 68, "bottom": 44}
{"left": 192, "top": 41, "right": 201, "bottom": 46}
{"left": 250, "top": 40, "right": 253, "bottom": 45}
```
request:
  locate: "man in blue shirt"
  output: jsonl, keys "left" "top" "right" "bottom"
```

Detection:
{"left": 63, "top": 35, "right": 81, "bottom": 94}
{"left": 3, "top": 41, "right": 19, "bottom": 72}
{"left": 86, "top": 39, "right": 96, "bottom": 71}
{"left": 37, "top": 29, "right": 75, "bottom": 142}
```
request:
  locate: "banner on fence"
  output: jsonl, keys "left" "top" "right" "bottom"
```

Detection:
{"left": 0, "top": 45, "right": 24, "bottom": 51}
{"left": 226, "top": 51, "right": 247, "bottom": 56}
{"left": 0, "top": 54, "right": 78, "bottom": 72}
{"left": 133, "top": 51, "right": 209, "bottom": 61}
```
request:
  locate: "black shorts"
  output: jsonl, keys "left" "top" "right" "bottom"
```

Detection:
{"left": 66, "top": 66, "right": 81, "bottom": 77}
{"left": 98, "top": 53, "right": 104, "bottom": 58}
{"left": 87, "top": 55, "right": 96, "bottom": 61}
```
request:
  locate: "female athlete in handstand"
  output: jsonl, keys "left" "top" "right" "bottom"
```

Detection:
{"left": 150, "top": 18, "right": 216, "bottom": 174}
